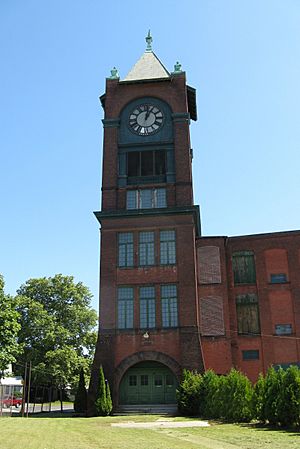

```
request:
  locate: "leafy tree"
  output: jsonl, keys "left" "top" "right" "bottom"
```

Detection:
{"left": 176, "top": 369, "right": 203, "bottom": 416}
{"left": 95, "top": 366, "right": 112, "bottom": 416}
{"left": 0, "top": 275, "right": 21, "bottom": 375}
{"left": 15, "top": 275, "right": 97, "bottom": 389}
{"left": 74, "top": 368, "right": 87, "bottom": 414}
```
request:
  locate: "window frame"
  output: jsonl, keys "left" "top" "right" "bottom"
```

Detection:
{"left": 118, "top": 232, "right": 134, "bottom": 268}
{"left": 232, "top": 251, "right": 256, "bottom": 285}
{"left": 161, "top": 284, "right": 178, "bottom": 328}
{"left": 139, "top": 286, "right": 156, "bottom": 329}
{"left": 242, "top": 350, "right": 259, "bottom": 361}
{"left": 117, "top": 287, "right": 134, "bottom": 329}
{"left": 236, "top": 293, "right": 260, "bottom": 335}
{"left": 160, "top": 229, "right": 176, "bottom": 265}
{"left": 139, "top": 231, "right": 155, "bottom": 266}
{"left": 126, "top": 188, "right": 167, "bottom": 210}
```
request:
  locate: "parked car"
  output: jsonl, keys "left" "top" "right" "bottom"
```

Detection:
{"left": 2, "top": 396, "right": 22, "bottom": 408}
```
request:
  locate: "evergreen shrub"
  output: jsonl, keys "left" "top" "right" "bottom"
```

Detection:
{"left": 74, "top": 368, "right": 87, "bottom": 414}
{"left": 95, "top": 365, "right": 112, "bottom": 416}
{"left": 176, "top": 369, "right": 203, "bottom": 416}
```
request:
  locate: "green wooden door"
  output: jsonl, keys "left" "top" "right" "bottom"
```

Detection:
{"left": 119, "top": 362, "right": 177, "bottom": 405}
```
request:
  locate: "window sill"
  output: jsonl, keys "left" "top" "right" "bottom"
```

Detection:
{"left": 238, "top": 333, "right": 261, "bottom": 337}
{"left": 118, "top": 264, "right": 177, "bottom": 269}
{"left": 234, "top": 282, "right": 256, "bottom": 286}
{"left": 268, "top": 281, "right": 290, "bottom": 285}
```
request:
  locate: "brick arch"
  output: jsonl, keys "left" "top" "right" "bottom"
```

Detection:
{"left": 114, "top": 351, "right": 181, "bottom": 404}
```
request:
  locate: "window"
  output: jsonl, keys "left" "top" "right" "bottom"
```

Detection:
{"left": 166, "top": 375, "right": 174, "bottom": 386}
{"left": 275, "top": 324, "right": 292, "bottom": 335}
{"left": 127, "top": 150, "right": 166, "bottom": 178}
{"left": 139, "top": 232, "right": 155, "bottom": 266}
{"left": 117, "top": 287, "right": 134, "bottom": 329}
{"left": 129, "top": 375, "right": 137, "bottom": 386}
{"left": 160, "top": 230, "right": 176, "bottom": 265}
{"left": 236, "top": 294, "right": 260, "bottom": 335}
{"left": 161, "top": 284, "right": 178, "bottom": 327}
{"left": 232, "top": 251, "right": 256, "bottom": 284}
{"left": 271, "top": 273, "right": 287, "bottom": 284}
{"left": 118, "top": 233, "right": 134, "bottom": 267}
{"left": 139, "top": 286, "right": 155, "bottom": 328}
{"left": 141, "top": 375, "right": 148, "bottom": 386}
{"left": 242, "top": 350, "right": 259, "bottom": 360}
{"left": 126, "top": 188, "right": 166, "bottom": 210}
{"left": 154, "top": 375, "right": 163, "bottom": 387}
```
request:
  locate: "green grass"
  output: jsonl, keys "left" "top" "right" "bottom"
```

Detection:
{"left": 0, "top": 414, "right": 299, "bottom": 449}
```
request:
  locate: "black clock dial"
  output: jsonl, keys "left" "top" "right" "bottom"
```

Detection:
{"left": 128, "top": 104, "right": 164, "bottom": 135}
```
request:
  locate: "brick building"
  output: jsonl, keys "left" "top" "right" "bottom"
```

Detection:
{"left": 88, "top": 34, "right": 300, "bottom": 411}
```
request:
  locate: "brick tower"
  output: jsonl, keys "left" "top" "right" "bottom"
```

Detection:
{"left": 89, "top": 32, "right": 204, "bottom": 411}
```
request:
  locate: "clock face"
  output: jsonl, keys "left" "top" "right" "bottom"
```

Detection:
{"left": 128, "top": 104, "right": 164, "bottom": 136}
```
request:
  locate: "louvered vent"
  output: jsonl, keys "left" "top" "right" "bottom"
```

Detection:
{"left": 200, "top": 296, "right": 225, "bottom": 336}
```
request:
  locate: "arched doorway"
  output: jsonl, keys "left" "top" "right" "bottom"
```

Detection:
{"left": 119, "top": 361, "right": 177, "bottom": 405}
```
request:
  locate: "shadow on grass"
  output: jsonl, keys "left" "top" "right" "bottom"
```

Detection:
{"left": 237, "top": 422, "right": 300, "bottom": 436}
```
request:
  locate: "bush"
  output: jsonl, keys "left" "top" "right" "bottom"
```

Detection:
{"left": 277, "top": 366, "right": 300, "bottom": 427}
{"left": 264, "top": 367, "right": 284, "bottom": 426}
{"left": 74, "top": 368, "right": 87, "bottom": 414}
{"left": 219, "top": 369, "right": 254, "bottom": 422}
{"left": 95, "top": 366, "right": 112, "bottom": 416}
{"left": 253, "top": 373, "right": 266, "bottom": 422}
{"left": 201, "top": 370, "right": 223, "bottom": 419}
{"left": 176, "top": 369, "right": 203, "bottom": 416}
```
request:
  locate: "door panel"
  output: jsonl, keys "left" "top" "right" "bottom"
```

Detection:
{"left": 119, "top": 363, "right": 177, "bottom": 404}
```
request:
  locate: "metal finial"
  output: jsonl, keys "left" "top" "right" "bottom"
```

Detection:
{"left": 145, "top": 30, "right": 153, "bottom": 52}
{"left": 110, "top": 67, "right": 119, "bottom": 79}
{"left": 173, "top": 61, "right": 182, "bottom": 73}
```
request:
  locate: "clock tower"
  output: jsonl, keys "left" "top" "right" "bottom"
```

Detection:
{"left": 89, "top": 32, "right": 204, "bottom": 412}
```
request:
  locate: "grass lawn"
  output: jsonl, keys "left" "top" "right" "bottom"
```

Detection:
{"left": 0, "top": 414, "right": 299, "bottom": 449}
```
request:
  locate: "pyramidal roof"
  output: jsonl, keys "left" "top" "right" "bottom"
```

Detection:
{"left": 122, "top": 31, "right": 170, "bottom": 82}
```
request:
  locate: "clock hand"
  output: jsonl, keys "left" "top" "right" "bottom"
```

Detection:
{"left": 145, "top": 105, "right": 152, "bottom": 121}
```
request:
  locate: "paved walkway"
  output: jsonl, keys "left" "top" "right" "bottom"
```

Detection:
{"left": 111, "top": 419, "right": 210, "bottom": 428}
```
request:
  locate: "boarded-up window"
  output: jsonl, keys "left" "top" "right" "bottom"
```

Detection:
{"left": 236, "top": 294, "right": 260, "bottom": 335}
{"left": 232, "top": 251, "right": 256, "bottom": 284}
{"left": 198, "top": 246, "right": 221, "bottom": 284}
{"left": 200, "top": 296, "right": 225, "bottom": 336}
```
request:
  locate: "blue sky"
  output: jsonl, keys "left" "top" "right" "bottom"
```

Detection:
{"left": 1, "top": 0, "right": 299, "bottom": 311}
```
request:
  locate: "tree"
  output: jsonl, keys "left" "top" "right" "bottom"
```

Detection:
{"left": 0, "top": 275, "right": 21, "bottom": 376}
{"left": 74, "top": 368, "right": 87, "bottom": 414}
{"left": 95, "top": 366, "right": 112, "bottom": 416}
{"left": 176, "top": 370, "right": 203, "bottom": 416}
{"left": 277, "top": 366, "right": 300, "bottom": 427}
{"left": 15, "top": 275, "right": 97, "bottom": 389}
{"left": 218, "top": 369, "right": 254, "bottom": 422}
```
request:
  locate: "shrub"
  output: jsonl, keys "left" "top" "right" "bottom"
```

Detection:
{"left": 95, "top": 365, "right": 112, "bottom": 416}
{"left": 201, "top": 370, "right": 223, "bottom": 419}
{"left": 253, "top": 373, "right": 266, "bottom": 422}
{"left": 74, "top": 368, "right": 87, "bottom": 414}
{"left": 264, "top": 367, "right": 284, "bottom": 426}
{"left": 219, "top": 369, "right": 254, "bottom": 422}
{"left": 105, "top": 379, "right": 113, "bottom": 416}
{"left": 277, "top": 365, "right": 300, "bottom": 427}
{"left": 176, "top": 369, "right": 203, "bottom": 416}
